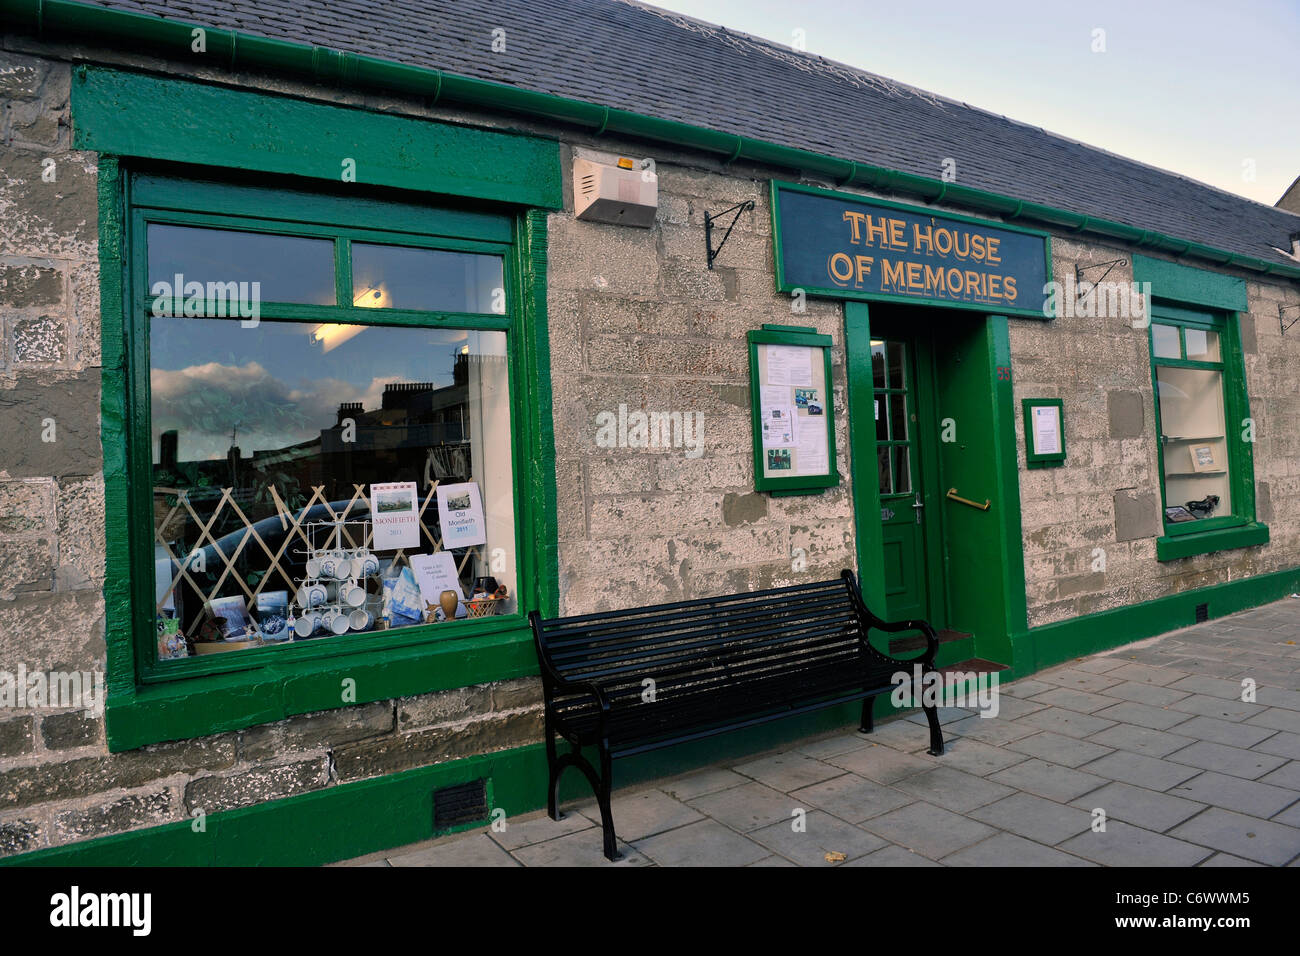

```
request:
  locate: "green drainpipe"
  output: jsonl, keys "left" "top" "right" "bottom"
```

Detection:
{"left": 4, "top": 0, "right": 1299, "bottom": 282}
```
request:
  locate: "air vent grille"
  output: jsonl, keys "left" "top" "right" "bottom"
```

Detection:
{"left": 433, "top": 779, "right": 489, "bottom": 832}
{"left": 1195, "top": 603, "right": 1209, "bottom": 624}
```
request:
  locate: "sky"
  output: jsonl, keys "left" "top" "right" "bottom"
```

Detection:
{"left": 644, "top": 0, "right": 1300, "bottom": 207}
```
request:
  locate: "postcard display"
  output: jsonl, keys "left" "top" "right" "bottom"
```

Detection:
{"left": 747, "top": 326, "right": 839, "bottom": 494}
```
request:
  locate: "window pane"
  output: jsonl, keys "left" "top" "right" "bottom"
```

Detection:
{"left": 870, "top": 340, "right": 887, "bottom": 389}
{"left": 1156, "top": 366, "right": 1231, "bottom": 522}
{"left": 888, "top": 341, "right": 906, "bottom": 389}
{"left": 150, "top": 317, "right": 515, "bottom": 659}
{"left": 874, "top": 392, "right": 888, "bottom": 441}
{"left": 877, "top": 446, "right": 892, "bottom": 494}
{"left": 1184, "top": 328, "right": 1220, "bottom": 361}
{"left": 351, "top": 243, "right": 504, "bottom": 313}
{"left": 890, "top": 392, "right": 908, "bottom": 442}
{"left": 1151, "top": 323, "right": 1181, "bottom": 360}
{"left": 148, "top": 224, "right": 335, "bottom": 306}
{"left": 892, "top": 447, "right": 912, "bottom": 494}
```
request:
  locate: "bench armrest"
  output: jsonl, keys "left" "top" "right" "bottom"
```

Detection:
{"left": 529, "top": 610, "right": 613, "bottom": 722}
{"left": 840, "top": 569, "right": 939, "bottom": 667}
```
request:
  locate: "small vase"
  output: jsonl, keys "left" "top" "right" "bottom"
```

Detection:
{"left": 439, "top": 589, "right": 459, "bottom": 621}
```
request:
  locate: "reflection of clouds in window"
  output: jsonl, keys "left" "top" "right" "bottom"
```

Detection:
{"left": 150, "top": 360, "right": 404, "bottom": 462}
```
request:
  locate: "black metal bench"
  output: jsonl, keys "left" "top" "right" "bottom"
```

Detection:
{"left": 528, "top": 569, "right": 945, "bottom": 860}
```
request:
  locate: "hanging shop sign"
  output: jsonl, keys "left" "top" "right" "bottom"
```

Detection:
{"left": 772, "top": 182, "right": 1054, "bottom": 319}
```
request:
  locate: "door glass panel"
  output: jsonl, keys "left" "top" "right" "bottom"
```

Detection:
{"left": 874, "top": 393, "right": 888, "bottom": 441}
{"left": 871, "top": 340, "right": 887, "bottom": 388}
{"left": 890, "top": 393, "right": 908, "bottom": 442}
{"left": 892, "top": 447, "right": 911, "bottom": 494}
{"left": 888, "top": 341, "right": 906, "bottom": 388}
{"left": 148, "top": 224, "right": 336, "bottom": 305}
{"left": 877, "top": 446, "right": 892, "bottom": 494}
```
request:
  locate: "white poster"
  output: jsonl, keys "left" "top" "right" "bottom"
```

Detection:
{"left": 796, "top": 421, "right": 829, "bottom": 475}
{"left": 436, "top": 481, "right": 487, "bottom": 548}
{"left": 766, "top": 345, "right": 814, "bottom": 387}
{"left": 370, "top": 481, "right": 420, "bottom": 551}
{"left": 1032, "top": 405, "right": 1062, "bottom": 456}
{"left": 409, "top": 551, "right": 467, "bottom": 618}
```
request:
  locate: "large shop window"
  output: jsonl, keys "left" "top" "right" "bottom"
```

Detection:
{"left": 132, "top": 176, "right": 523, "bottom": 667}
{"left": 1148, "top": 303, "right": 1264, "bottom": 555}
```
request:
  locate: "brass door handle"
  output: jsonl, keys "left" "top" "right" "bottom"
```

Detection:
{"left": 946, "top": 488, "right": 991, "bottom": 511}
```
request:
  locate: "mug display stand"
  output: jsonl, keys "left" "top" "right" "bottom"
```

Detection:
{"left": 288, "top": 518, "right": 381, "bottom": 639}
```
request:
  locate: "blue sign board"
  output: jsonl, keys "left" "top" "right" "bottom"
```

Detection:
{"left": 773, "top": 183, "right": 1053, "bottom": 319}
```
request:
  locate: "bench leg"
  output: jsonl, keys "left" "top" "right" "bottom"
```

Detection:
{"left": 922, "top": 696, "right": 945, "bottom": 756}
{"left": 858, "top": 697, "right": 874, "bottom": 734}
{"left": 596, "top": 739, "right": 619, "bottom": 862}
{"left": 544, "top": 715, "right": 561, "bottom": 821}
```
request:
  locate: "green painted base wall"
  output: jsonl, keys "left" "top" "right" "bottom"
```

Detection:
{"left": 8, "top": 565, "right": 1299, "bottom": 866}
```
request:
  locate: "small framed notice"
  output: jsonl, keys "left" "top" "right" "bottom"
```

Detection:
{"left": 1022, "top": 398, "right": 1066, "bottom": 468}
{"left": 748, "top": 325, "right": 839, "bottom": 495}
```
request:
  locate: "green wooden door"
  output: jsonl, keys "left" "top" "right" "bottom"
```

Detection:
{"left": 872, "top": 337, "right": 934, "bottom": 622}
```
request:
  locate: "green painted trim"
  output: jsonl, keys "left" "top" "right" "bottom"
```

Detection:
{"left": 844, "top": 302, "right": 887, "bottom": 604}
{"left": 1011, "top": 563, "right": 1300, "bottom": 678}
{"left": 989, "top": 317, "right": 1030, "bottom": 644}
{"left": 9, "top": 0, "right": 1300, "bottom": 284}
{"left": 1022, "top": 397, "right": 1066, "bottom": 468}
{"left": 1156, "top": 522, "right": 1269, "bottom": 561}
{"left": 71, "top": 66, "right": 562, "bottom": 209}
{"left": 746, "top": 327, "right": 840, "bottom": 494}
{"left": 1132, "top": 254, "right": 1248, "bottom": 312}
{"left": 771, "top": 181, "right": 1055, "bottom": 319}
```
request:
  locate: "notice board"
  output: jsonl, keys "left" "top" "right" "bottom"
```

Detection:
{"left": 748, "top": 325, "right": 839, "bottom": 495}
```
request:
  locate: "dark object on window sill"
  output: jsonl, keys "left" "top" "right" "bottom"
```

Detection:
{"left": 1165, "top": 506, "right": 1196, "bottom": 523}
{"left": 1186, "top": 495, "right": 1220, "bottom": 518}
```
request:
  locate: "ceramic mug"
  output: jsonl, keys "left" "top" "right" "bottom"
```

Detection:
{"left": 296, "top": 583, "right": 327, "bottom": 608}
{"left": 331, "top": 551, "right": 352, "bottom": 579}
{"left": 348, "top": 608, "right": 373, "bottom": 631}
{"left": 353, "top": 552, "right": 379, "bottom": 577}
{"left": 321, "top": 610, "right": 351, "bottom": 635}
{"left": 317, "top": 556, "right": 340, "bottom": 579}
{"left": 305, "top": 557, "right": 323, "bottom": 578}
{"left": 293, "top": 612, "right": 321, "bottom": 638}
{"left": 340, "top": 583, "right": 367, "bottom": 607}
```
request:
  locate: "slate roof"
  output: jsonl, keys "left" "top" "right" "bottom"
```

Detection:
{"left": 84, "top": 0, "right": 1300, "bottom": 270}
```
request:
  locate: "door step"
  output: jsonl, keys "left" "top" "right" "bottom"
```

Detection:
{"left": 889, "top": 628, "right": 970, "bottom": 655}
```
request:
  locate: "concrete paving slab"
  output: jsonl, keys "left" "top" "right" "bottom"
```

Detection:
{"left": 988, "top": 757, "right": 1108, "bottom": 803}
{"left": 1102, "top": 661, "right": 1188, "bottom": 686}
{"left": 920, "top": 735, "right": 1029, "bottom": 776}
{"left": 1069, "top": 781, "right": 1205, "bottom": 832}
{"left": 732, "top": 750, "right": 845, "bottom": 791}
{"left": 489, "top": 808, "right": 595, "bottom": 851}
{"left": 1058, "top": 820, "right": 1213, "bottom": 867}
{"left": 1005, "top": 730, "right": 1115, "bottom": 767}
{"left": 1172, "top": 715, "right": 1277, "bottom": 749}
{"left": 1081, "top": 750, "right": 1202, "bottom": 791}
{"left": 859, "top": 801, "right": 998, "bottom": 860}
{"left": 1014, "top": 705, "right": 1117, "bottom": 739}
{"left": 794, "top": 731, "right": 875, "bottom": 760}
{"left": 659, "top": 767, "right": 750, "bottom": 801}
{"left": 687, "top": 781, "right": 800, "bottom": 832}
{"left": 1029, "top": 687, "right": 1121, "bottom": 714}
{"left": 1169, "top": 770, "right": 1298, "bottom": 820}
{"left": 749, "top": 809, "right": 887, "bottom": 865}
{"left": 576, "top": 787, "right": 703, "bottom": 841}
{"left": 969, "top": 791, "right": 1095, "bottom": 845}
{"left": 1092, "top": 700, "right": 1194, "bottom": 731}
{"left": 1096, "top": 680, "right": 1191, "bottom": 707}
{"left": 633, "top": 819, "right": 768, "bottom": 867}
{"left": 1035, "top": 669, "right": 1126, "bottom": 693}
{"left": 1167, "top": 695, "right": 1261, "bottom": 721}
{"left": 1253, "top": 731, "right": 1300, "bottom": 761}
{"left": 387, "top": 833, "right": 520, "bottom": 867}
{"left": 789, "top": 771, "right": 913, "bottom": 823}
{"left": 939, "top": 713, "right": 1042, "bottom": 746}
{"left": 892, "top": 765, "right": 1016, "bottom": 813}
{"left": 512, "top": 829, "right": 652, "bottom": 866}
{"left": 1167, "top": 740, "right": 1287, "bottom": 780}
{"left": 1246, "top": 708, "right": 1300, "bottom": 734}
{"left": 825, "top": 742, "right": 935, "bottom": 784}
{"left": 1169, "top": 808, "right": 1300, "bottom": 866}
{"left": 1085, "top": 723, "right": 1196, "bottom": 758}
{"left": 942, "top": 832, "right": 1095, "bottom": 867}
{"left": 842, "top": 844, "right": 940, "bottom": 866}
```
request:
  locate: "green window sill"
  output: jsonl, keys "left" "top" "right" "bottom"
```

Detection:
{"left": 1156, "top": 521, "right": 1269, "bottom": 562}
{"left": 106, "top": 624, "right": 538, "bottom": 752}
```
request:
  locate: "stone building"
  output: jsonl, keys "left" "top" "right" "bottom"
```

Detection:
{"left": 1, "top": 0, "right": 1298, "bottom": 863}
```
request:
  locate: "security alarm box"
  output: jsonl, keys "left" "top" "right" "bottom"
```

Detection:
{"left": 573, "top": 157, "right": 658, "bottom": 227}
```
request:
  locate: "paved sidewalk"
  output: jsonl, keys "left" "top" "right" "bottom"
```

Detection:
{"left": 339, "top": 598, "right": 1300, "bottom": 867}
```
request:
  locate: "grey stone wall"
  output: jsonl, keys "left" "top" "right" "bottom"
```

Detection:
{"left": 1011, "top": 239, "right": 1300, "bottom": 627}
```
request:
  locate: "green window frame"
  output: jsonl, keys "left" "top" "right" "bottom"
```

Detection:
{"left": 101, "top": 164, "right": 558, "bottom": 750}
{"left": 1146, "top": 303, "right": 1268, "bottom": 561}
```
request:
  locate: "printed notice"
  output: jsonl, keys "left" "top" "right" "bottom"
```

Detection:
{"left": 766, "top": 345, "right": 814, "bottom": 387}
{"left": 762, "top": 406, "right": 798, "bottom": 448}
{"left": 409, "top": 551, "right": 467, "bottom": 618}
{"left": 796, "top": 421, "right": 829, "bottom": 475}
{"left": 370, "top": 481, "right": 420, "bottom": 550}
{"left": 1032, "top": 405, "right": 1061, "bottom": 455}
{"left": 436, "top": 482, "right": 487, "bottom": 548}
